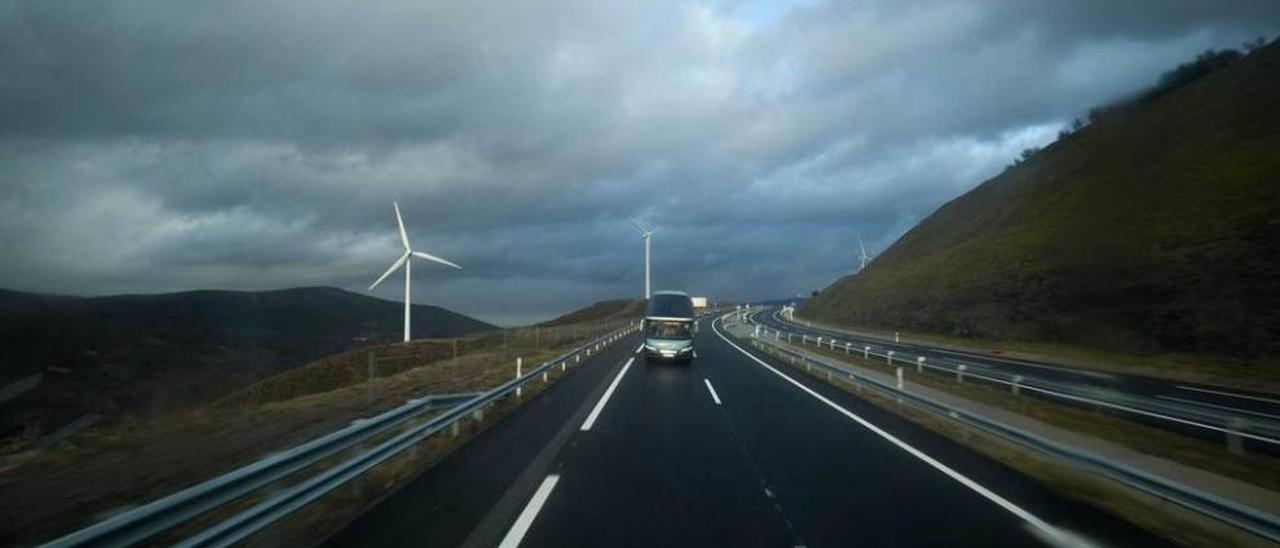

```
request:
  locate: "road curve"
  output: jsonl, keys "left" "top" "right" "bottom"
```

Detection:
{"left": 324, "top": 315, "right": 1166, "bottom": 547}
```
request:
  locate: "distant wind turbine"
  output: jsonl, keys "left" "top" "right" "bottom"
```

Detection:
{"left": 369, "top": 201, "right": 462, "bottom": 342}
{"left": 857, "top": 236, "right": 871, "bottom": 273}
{"left": 630, "top": 220, "right": 658, "bottom": 299}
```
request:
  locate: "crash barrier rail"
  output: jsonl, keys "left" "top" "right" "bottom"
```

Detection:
{"left": 752, "top": 310, "right": 1280, "bottom": 447}
{"left": 723, "top": 316, "right": 1280, "bottom": 543}
{"left": 44, "top": 322, "right": 641, "bottom": 548}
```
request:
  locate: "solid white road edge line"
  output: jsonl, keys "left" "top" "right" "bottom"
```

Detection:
{"left": 711, "top": 318, "right": 1076, "bottom": 546}
{"left": 1177, "top": 385, "right": 1280, "bottom": 405}
{"left": 580, "top": 358, "right": 634, "bottom": 431}
{"left": 704, "top": 378, "right": 722, "bottom": 405}
{"left": 497, "top": 474, "right": 561, "bottom": 548}
{"left": 1156, "top": 395, "right": 1280, "bottom": 421}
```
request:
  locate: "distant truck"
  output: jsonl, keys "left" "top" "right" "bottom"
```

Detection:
{"left": 690, "top": 296, "right": 708, "bottom": 309}
{"left": 642, "top": 291, "right": 697, "bottom": 363}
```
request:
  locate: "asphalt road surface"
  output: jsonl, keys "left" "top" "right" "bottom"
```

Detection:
{"left": 324, "top": 315, "right": 1166, "bottom": 547}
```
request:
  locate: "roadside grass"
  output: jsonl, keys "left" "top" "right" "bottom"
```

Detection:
{"left": 748, "top": 339, "right": 1270, "bottom": 548}
{"left": 0, "top": 320, "right": 630, "bottom": 547}
{"left": 794, "top": 339, "right": 1280, "bottom": 493}
{"left": 246, "top": 354, "right": 581, "bottom": 547}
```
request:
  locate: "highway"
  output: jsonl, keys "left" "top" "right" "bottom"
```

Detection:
{"left": 755, "top": 307, "right": 1280, "bottom": 454}
{"left": 324, "top": 313, "right": 1165, "bottom": 547}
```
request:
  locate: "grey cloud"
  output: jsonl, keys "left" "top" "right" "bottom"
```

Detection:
{"left": 1, "top": 0, "right": 1277, "bottom": 324}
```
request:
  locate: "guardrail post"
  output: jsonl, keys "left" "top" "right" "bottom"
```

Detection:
{"left": 894, "top": 331, "right": 900, "bottom": 343}
{"left": 803, "top": 335, "right": 809, "bottom": 345}
{"left": 864, "top": 346, "right": 870, "bottom": 359}
{"left": 887, "top": 350, "right": 895, "bottom": 365}
{"left": 516, "top": 357, "right": 523, "bottom": 398}
{"left": 1227, "top": 418, "right": 1247, "bottom": 455}
{"left": 896, "top": 367, "right": 903, "bottom": 390}
{"left": 787, "top": 333, "right": 792, "bottom": 344}
{"left": 1012, "top": 375, "right": 1023, "bottom": 395}
{"left": 956, "top": 365, "right": 967, "bottom": 384}
{"left": 845, "top": 342, "right": 851, "bottom": 354}
{"left": 916, "top": 356, "right": 925, "bottom": 372}
{"left": 754, "top": 325, "right": 760, "bottom": 338}
{"left": 816, "top": 336, "right": 823, "bottom": 347}
{"left": 451, "top": 421, "right": 460, "bottom": 438}
{"left": 561, "top": 360, "right": 566, "bottom": 373}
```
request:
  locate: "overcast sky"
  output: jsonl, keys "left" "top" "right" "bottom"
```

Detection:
{"left": 1, "top": 1, "right": 1277, "bottom": 325}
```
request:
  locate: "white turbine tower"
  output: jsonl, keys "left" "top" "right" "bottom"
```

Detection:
{"left": 857, "top": 236, "right": 871, "bottom": 273}
{"left": 630, "top": 220, "right": 658, "bottom": 299}
{"left": 369, "top": 202, "right": 462, "bottom": 342}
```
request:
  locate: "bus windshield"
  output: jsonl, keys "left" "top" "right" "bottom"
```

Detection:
{"left": 646, "top": 320, "right": 692, "bottom": 340}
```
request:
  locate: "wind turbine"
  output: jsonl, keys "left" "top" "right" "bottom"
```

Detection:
{"left": 630, "top": 220, "right": 658, "bottom": 299}
{"left": 857, "top": 236, "right": 871, "bottom": 273}
{"left": 369, "top": 202, "right": 462, "bottom": 342}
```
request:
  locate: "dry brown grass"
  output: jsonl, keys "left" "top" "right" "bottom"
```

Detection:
{"left": 0, "top": 320, "right": 629, "bottom": 547}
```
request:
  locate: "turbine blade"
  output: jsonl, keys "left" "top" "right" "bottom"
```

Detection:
{"left": 412, "top": 250, "right": 462, "bottom": 269}
{"left": 369, "top": 252, "right": 410, "bottom": 290}
{"left": 629, "top": 219, "right": 648, "bottom": 234}
{"left": 858, "top": 236, "right": 867, "bottom": 256}
{"left": 394, "top": 201, "right": 410, "bottom": 250}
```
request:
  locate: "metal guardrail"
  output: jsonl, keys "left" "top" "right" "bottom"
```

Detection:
{"left": 753, "top": 309, "right": 1280, "bottom": 446}
{"left": 43, "top": 322, "right": 640, "bottom": 548}
{"left": 726, "top": 318, "right": 1280, "bottom": 543}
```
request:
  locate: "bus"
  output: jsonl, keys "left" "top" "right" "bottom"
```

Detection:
{"left": 641, "top": 291, "right": 697, "bottom": 362}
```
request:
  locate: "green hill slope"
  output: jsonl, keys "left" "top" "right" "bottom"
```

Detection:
{"left": 801, "top": 43, "right": 1280, "bottom": 361}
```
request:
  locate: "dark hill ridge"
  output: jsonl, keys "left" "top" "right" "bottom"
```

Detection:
{"left": 0, "top": 287, "right": 494, "bottom": 437}
{"left": 802, "top": 42, "right": 1280, "bottom": 360}
{"left": 538, "top": 298, "right": 645, "bottom": 327}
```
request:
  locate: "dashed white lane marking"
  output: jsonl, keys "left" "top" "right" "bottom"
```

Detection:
{"left": 711, "top": 317, "right": 1078, "bottom": 546}
{"left": 1177, "top": 385, "right": 1280, "bottom": 405}
{"left": 497, "top": 474, "right": 560, "bottom": 548}
{"left": 580, "top": 358, "right": 634, "bottom": 431}
{"left": 636, "top": 343, "right": 644, "bottom": 354}
{"left": 704, "top": 378, "right": 722, "bottom": 405}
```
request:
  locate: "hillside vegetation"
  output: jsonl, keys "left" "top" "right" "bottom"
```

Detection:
{"left": 539, "top": 298, "right": 645, "bottom": 326}
{"left": 0, "top": 287, "right": 494, "bottom": 439}
{"left": 0, "top": 298, "right": 631, "bottom": 545}
{"left": 802, "top": 42, "right": 1280, "bottom": 363}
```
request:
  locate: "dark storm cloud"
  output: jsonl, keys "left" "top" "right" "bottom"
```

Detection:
{"left": 1, "top": 0, "right": 1277, "bottom": 324}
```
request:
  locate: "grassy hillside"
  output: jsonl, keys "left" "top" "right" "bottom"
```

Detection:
{"left": 0, "top": 287, "right": 494, "bottom": 437}
{"left": 802, "top": 43, "right": 1280, "bottom": 362}
{"left": 538, "top": 298, "right": 645, "bottom": 326}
